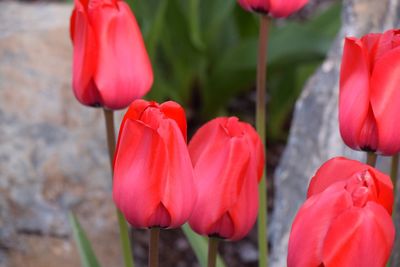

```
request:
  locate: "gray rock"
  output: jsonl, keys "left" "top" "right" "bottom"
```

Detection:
{"left": 270, "top": 0, "right": 400, "bottom": 266}
{"left": 238, "top": 242, "right": 258, "bottom": 263}
{"left": 0, "top": 2, "right": 123, "bottom": 266}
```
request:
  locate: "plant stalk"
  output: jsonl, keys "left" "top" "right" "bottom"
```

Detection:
{"left": 389, "top": 154, "right": 399, "bottom": 267}
{"left": 256, "top": 15, "right": 270, "bottom": 267}
{"left": 366, "top": 152, "right": 377, "bottom": 167}
{"left": 149, "top": 228, "right": 160, "bottom": 267}
{"left": 390, "top": 154, "right": 399, "bottom": 199}
{"left": 103, "top": 109, "right": 135, "bottom": 267}
{"left": 207, "top": 237, "right": 219, "bottom": 267}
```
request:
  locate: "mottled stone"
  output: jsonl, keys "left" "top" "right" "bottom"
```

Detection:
{"left": 270, "top": 0, "right": 400, "bottom": 266}
{"left": 0, "top": 2, "right": 123, "bottom": 266}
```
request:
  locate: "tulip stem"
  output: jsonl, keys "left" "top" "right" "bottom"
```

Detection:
{"left": 207, "top": 237, "right": 219, "bottom": 267}
{"left": 389, "top": 154, "right": 399, "bottom": 267}
{"left": 390, "top": 154, "right": 399, "bottom": 198}
{"left": 366, "top": 152, "right": 377, "bottom": 167}
{"left": 256, "top": 14, "right": 270, "bottom": 267}
{"left": 103, "top": 109, "right": 135, "bottom": 267}
{"left": 103, "top": 109, "right": 116, "bottom": 167}
{"left": 149, "top": 228, "right": 160, "bottom": 267}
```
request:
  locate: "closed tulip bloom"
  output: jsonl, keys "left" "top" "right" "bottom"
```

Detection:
{"left": 288, "top": 157, "right": 394, "bottom": 267}
{"left": 307, "top": 157, "right": 393, "bottom": 214}
{"left": 237, "top": 0, "right": 308, "bottom": 18}
{"left": 70, "top": 0, "right": 153, "bottom": 110}
{"left": 340, "top": 29, "right": 400, "bottom": 155}
{"left": 113, "top": 100, "right": 196, "bottom": 228}
{"left": 188, "top": 117, "right": 264, "bottom": 241}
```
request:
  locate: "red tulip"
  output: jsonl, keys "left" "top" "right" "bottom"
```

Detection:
{"left": 113, "top": 100, "right": 196, "bottom": 228}
{"left": 288, "top": 157, "right": 394, "bottom": 267}
{"left": 70, "top": 0, "right": 153, "bottom": 110}
{"left": 188, "top": 117, "right": 264, "bottom": 241}
{"left": 237, "top": 0, "right": 308, "bottom": 18}
{"left": 307, "top": 157, "right": 393, "bottom": 214}
{"left": 339, "top": 29, "right": 400, "bottom": 155}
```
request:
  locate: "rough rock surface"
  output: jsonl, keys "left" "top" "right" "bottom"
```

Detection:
{"left": 270, "top": 0, "right": 400, "bottom": 266}
{"left": 0, "top": 2, "right": 206, "bottom": 267}
{"left": 0, "top": 2, "right": 123, "bottom": 267}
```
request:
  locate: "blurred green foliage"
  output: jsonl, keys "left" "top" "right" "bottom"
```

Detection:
{"left": 128, "top": 0, "right": 341, "bottom": 140}
{"left": 69, "top": 213, "right": 102, "bottom": 267}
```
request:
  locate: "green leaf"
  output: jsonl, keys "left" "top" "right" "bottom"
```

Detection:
{"left": 145, "top": 0, "right": 169, "bottom": 58}
{"left": 188, "top": 0, "right": 205, "bottom": 50}
{"left": 116, "top": 210, "right": 135, "bottom": 267}
{"left": 201, "top": 0, "right": 236, "bottom": 43}
{"left": 202, "top": 68, "right": 255, "bottom": 118}
{"left": 182, "top": 224, "right": 226, "bottom": 267}
{"left": 215, "top": 2, "right": 341, "bottom": 72}
{"left": 69, "top": 213, "right": 102, "bottom": 267}
{"left": 233, "top": 5, "right": 259, "bottom": 39}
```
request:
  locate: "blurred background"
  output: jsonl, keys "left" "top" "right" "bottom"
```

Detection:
{"left": 1, "top": 0, "right": 399, "bottom": 266}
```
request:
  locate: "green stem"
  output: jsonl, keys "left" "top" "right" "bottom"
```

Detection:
{"left": 389, "top": 154, "right": 399, "bottom": 267}
{"left": 149, "top": 228, "right": 160, "bottom": 267}
{"left": 366, "top": 152, "right": 377, "bottom": 167}
{"left": 390, "top": 154, "right": 399, "bottom": 198}
{"left": 103, "top": 109, "right": 135, "bottom": 267}
{"left": 207, "top": 237, "right": 219, "bottom": 267}
{"left": 256, "top": 15, "right": 269, "bottom": 267}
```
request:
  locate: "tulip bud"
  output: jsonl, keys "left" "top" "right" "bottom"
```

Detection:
{"left": 188, "top": 117, "right": 264, "bottom": 241}
{"left": 70, "top": 0, "right": 153, "bottom": 110}
{"left": 237, "top": 0, "right": 308, "bottom": 18}
{"left": 113, "top": 100, "right": 196, "bottom": 229}
{"left": 287, "top": 157, "right": 394, "bottom": 267}
{"left": 307, "top": 157, "right": 393, "bottom": 214}
{"left": 339, "top": 29, "right": 400, "bottom": 155}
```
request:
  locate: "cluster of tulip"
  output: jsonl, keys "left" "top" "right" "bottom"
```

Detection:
{"left": 287, "top": 29, "right": 400, "bottom": 266}
{"left": 113, "top": 100, "right": 264, "bottom": 242}
{"left": 69, "top": 0, "right": 398, "bottom": 266}
{"left": 69, "top": 0, "right": 274, "bottom": 266}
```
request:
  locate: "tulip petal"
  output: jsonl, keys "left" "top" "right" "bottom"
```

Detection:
{"left": 71, "top": 6, "right": 99, "bottom": 106}
{"left": 157, "top": 119, "right": 197, "bottom": 228}
{"left": 89, "top": 1, "right": 153, "bottom": 110}
{"left": 188, "top": 123, "right": 251, "bottom": 238}
{"left": 241, "top": 122, "right": 265, "bottom": 181}
{"left": 307, "top": 157, "right": 394, "bottom": 214}
{"left": 160, "top": 101, "right": 187, "bottom": 141}
{"left": 269, "top": 0, "right": 308, "bottom": 17}
{"left": 360, "top": 33, "right": 382, "bottom": 69}
{"left": 370, "top": 46, "right": 400, "bottom": 155}
{"left": 70, "top": 8, "right": 77, "bottom": 42}
{"left": 237, "top": 0, "right": 269, "bottom": 12}
{"left": 363, "top": 30, "right": 400, "bottom": 69}
{"left": 339, "top": 37, "right": 371, "bottom": 150}
{"left": 189, "top": 118, "right": 227, "bottom": 166}
{"left": 114, "top": 100, "right": 157, "bottom": 167}
{"left": 369, "top": 170, "right": 394, "bottom": 214}
{"left": 228, "top": 165, "right": 259, "bottom": 241}
{"left": 287, "top": 183, "right": 352, "bottom": 267}
{"left": 125, "top": 99, "right": 154, "bottom": 121}
{"left": 113, "top": 119, "right": 167, "bottom": 228}
{"left": 308, "top": 157, "right": 368, "bottom": 197}
{"left": 225, "top": 126, "right": 262, "bottom": 240}
{"left": 322, "top": 203, "right": 394, "bottom": 267}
